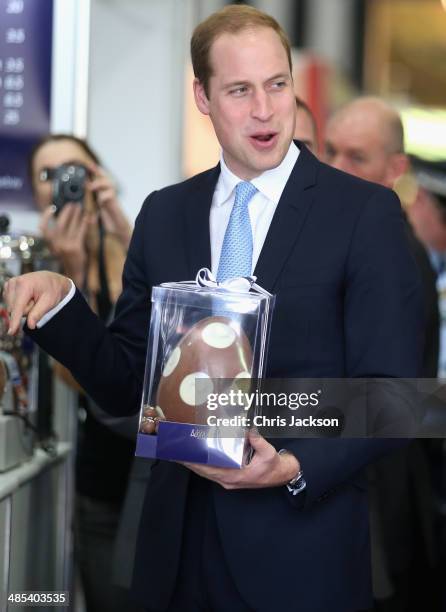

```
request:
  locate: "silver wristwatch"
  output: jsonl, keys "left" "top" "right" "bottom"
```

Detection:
{"left": 278, "top": 448, "right": 307, "bottom": 496}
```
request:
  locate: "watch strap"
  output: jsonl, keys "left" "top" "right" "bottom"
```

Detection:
{"left": 278, "top": 448, "right": 307, "bottom": 495}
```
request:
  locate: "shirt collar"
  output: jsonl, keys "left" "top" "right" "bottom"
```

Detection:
{"left": 214, "top": 141, "right": 299, "bottom": 207}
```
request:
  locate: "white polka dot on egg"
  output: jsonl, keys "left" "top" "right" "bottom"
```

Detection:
{"left": 179, "top": 372, "right": 214, "bottom": 406}
{"left": 162, "top": 347, "right": 181, "bottom": 377}
{"left": 201, "top": 322, "right": 236, "bottom": 349}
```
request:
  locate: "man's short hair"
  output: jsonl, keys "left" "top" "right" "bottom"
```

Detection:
{"left": 191, "top": 4, "right": 292, "bottom": 98}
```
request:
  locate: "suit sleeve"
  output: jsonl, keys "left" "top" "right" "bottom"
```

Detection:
{"left": 280, "top": 188, "right": 424, "bottom": 508}
{"left": 26, "top": 192, "right": 157, "bottom": 417}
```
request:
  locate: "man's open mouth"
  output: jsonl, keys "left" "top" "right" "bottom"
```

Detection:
{"left": 251, "top": 133, "right": 276, "bottom": 142}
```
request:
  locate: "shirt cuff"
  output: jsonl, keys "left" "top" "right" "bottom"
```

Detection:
{"left": 35, "top": 279, "right": 76, "bottom": 329}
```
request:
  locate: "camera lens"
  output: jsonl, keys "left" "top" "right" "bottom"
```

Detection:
{"left": 53, "top": 163, "right": 86, "bottom": 208}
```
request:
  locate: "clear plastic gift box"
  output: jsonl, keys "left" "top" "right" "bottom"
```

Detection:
{"left": 135, "top": 269, "right": 275, "bottom": 467}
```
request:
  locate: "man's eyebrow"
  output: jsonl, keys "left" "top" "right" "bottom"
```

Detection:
{"left": 222, "top": 73, "right": 291, "bottom": 90}
{"left": 266, "top": 73, "right": 291, "bottom": 82}
{"left": 223, "top": 80, "right": 248, "bottom": 88}
{"left": 346, "top": 148, "right": 365, "bottom": 156}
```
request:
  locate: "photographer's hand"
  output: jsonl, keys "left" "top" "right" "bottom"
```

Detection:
{"left": 86, "top": 163, "right": 132, "bottom": 250}
{"left": 39, "top": 204, "right": 91, "bottom": 287}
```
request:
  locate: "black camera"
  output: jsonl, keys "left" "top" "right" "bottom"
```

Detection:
{"left": 42, "top": 164, "right": 88, "bottom": 215}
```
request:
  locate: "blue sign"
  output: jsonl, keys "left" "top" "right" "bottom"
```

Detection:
{"left": 0, "top": 0, "right": 53, "bottom": 212}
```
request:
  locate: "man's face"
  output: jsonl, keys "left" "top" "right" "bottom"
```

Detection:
{"left": 325, "top": 113, "right": 396, "bottom": 187}
{"left": 294, "top": 108, "right": 317, "bottom": 154}
{"left": 193, "top": 27, "right": 296, "bottom": 180}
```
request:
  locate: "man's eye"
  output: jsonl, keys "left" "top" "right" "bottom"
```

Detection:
{"left": 351, "top": 154, "right": 365, "bottom": 163}
{"left": 271, "top": 81, "right": 286, "bottom": 89}
{"left": 230, "top": 86, "right": 248, "bottom": 96}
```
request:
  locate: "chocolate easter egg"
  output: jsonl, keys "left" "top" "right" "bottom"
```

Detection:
{"left": 156, "top": 316, "right": 252, "bottom": 424}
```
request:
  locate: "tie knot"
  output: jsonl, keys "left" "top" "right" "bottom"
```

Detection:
{"left": 234, "top": 181, "right": 257, "bottom": 207}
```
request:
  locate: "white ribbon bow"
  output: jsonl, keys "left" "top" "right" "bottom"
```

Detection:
{"left": 195, "top": 268, "right": 258, "bottom": 293}
{"left": 162, "top": 268, "right": 271, "bottom": 296}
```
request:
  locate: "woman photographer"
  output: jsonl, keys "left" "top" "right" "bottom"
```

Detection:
{"left": 30, "top": 134, "right": 139, "bottom": 612}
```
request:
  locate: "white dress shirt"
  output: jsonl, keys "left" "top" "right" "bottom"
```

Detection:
{"left": 37, "top": 142, "right": 299, "bottom": 327}
{"left": 210, "top": 142, "right": 299, "bottom": 276}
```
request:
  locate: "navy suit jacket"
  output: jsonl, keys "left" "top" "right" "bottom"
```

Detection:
{"left": 28, "top": 145, "right": 423, "bottom": 611}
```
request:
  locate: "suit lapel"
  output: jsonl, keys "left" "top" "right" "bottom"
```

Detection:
{"left": 254, "top": 145, "right": 318, "bottom": 292}
{"left": 182, "top": 148, "right": 318, "bottom": 288}
{"left": 183, "top": 164, "right": 220, "bottom": 278}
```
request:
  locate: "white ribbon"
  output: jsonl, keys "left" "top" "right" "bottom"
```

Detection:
{"left": 164, "top": 268, "right": 271, "bottom": 296}
{"left": 196, "top": 267, "right": 271, "bottom": 295}
{"left": 195, "top": 268, "right": 256, "bottom": 293}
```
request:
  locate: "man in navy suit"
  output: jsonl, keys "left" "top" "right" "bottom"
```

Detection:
{"left": 5, "top": 5, "right": 422, "bottom": 611}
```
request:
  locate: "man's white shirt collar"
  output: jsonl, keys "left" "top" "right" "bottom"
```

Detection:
{"left": 214, "top": 141, "right": 299, "bottom": 207}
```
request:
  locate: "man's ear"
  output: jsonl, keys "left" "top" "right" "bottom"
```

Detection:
{"left": 386, "top": 153, "right": 409, "bottom": 186}
{"left": 193, "top": 78, "right": 210, "bottom": 116}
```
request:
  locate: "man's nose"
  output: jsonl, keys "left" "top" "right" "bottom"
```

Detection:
{"left": 251, "top": 91, "right": 273, "bottom": 121}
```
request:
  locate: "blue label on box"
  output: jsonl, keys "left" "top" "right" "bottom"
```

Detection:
{"left": 157, "top": 421, "right": 210, "bottom": 462}
{"left": 135, "top": 421, "right": 245, "bottom": 468}
{"left": 135, "top": 432, "right": 158, "bottom": 457}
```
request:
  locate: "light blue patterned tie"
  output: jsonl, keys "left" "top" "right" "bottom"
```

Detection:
{"left": 217, "top": 181, "right": 258, "bottom": 282}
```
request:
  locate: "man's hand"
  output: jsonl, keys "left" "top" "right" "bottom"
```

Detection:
{"left": 3, "top": 271, "right": 71, "bottom": 334}
{"left": 183, "top": 429, "right": 300, "bottom": 490}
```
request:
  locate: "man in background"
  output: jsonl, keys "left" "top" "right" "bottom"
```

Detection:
{"left": 325, "top": 97, "right": 438, "bottom": 611}
{"left": 408, "top": 157, "right": 446, "bottom": 279}
{"left": 326, "top": 95, "right": 438, "bottom": 377}
{"left": 294, "top": 95, "right": 318, "bottom": 154}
